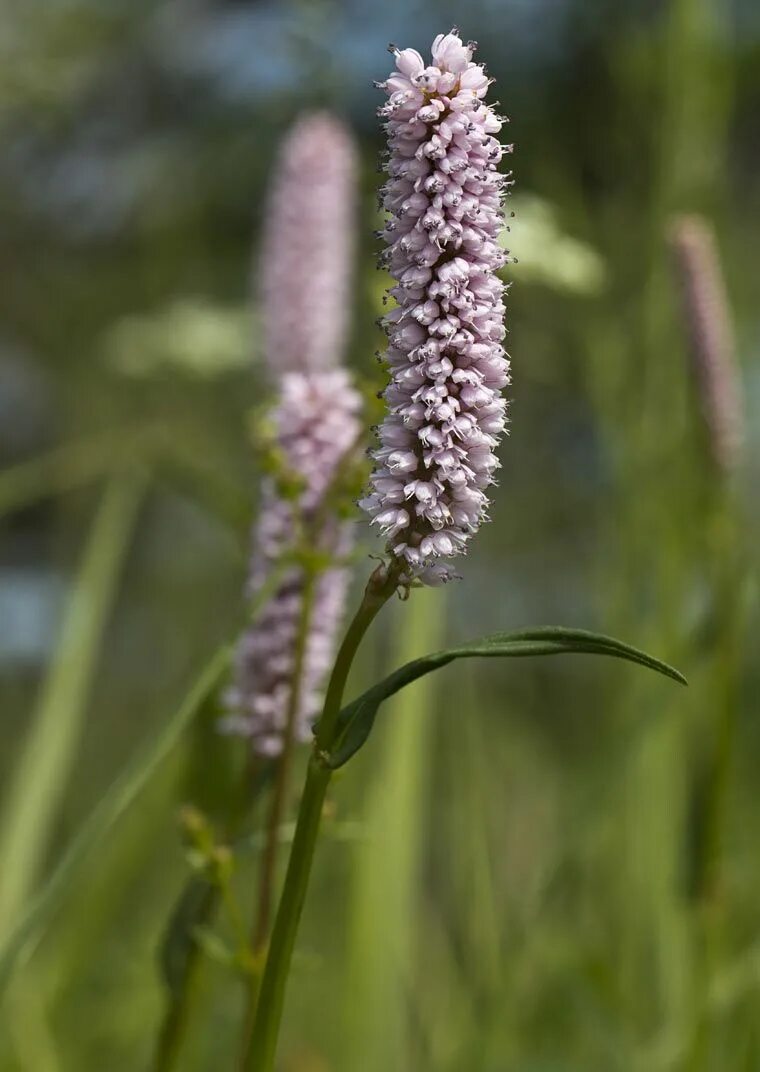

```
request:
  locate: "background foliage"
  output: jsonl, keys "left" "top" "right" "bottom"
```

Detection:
{"left": 0, "top": 1, "right": 758, "bottom": 1069}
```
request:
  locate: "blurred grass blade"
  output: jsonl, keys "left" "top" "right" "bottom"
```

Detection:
{"left": 0, "top": 431, "right": 154, "bottom": 519}
{"left": 0, "top": 426, "right": 251, "bottom": 540}
{"left": 155, "top": 441, "right": 251, "bottom": 534}
{"left": 0, "top": 643, "right": 230, "bottom": 991}
{"left": 343, "top": 587, "right": 443, "bottom": 1071}
{"left": 0, "top": 472, "right": 146, "bottom": 943}
{"left": 329, "top": 626, "right": 686, "bottom": 768}
{"left": 3, "top": 969, "right": 61, "bottom": 1072}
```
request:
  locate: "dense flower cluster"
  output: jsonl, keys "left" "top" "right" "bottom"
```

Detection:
{"left": 259, "top": 112, "right": 356, "bottom": 375}
{"left": 360, "top": 31, "right": 511, "bottom": 583}
{"left": 223, "top": 113, "right": 361, "bottom": 754}
{"left": 223, "top": 371, "right": 361, "bottom": 754}
{"left": 669, "top": 215, "right": 743, "bottom": 474}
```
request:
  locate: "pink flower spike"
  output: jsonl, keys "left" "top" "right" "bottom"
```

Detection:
{"left": 259, "top": 113, "right": 357, "bottom": 375}
{"left": 223, "top": 113, "right": 362, "bottom": 754}
{"left": 222, "top": 370, "right": 362, "bottom": 755}
{"left": 362, "top": 31, "right": 511, "bottom": 584}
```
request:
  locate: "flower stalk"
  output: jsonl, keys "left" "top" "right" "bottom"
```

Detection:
{"left": 238, "top": 568, "right": 317, "bottom": 1058}
{"left": 226, "top": 110, "right": 363, "bottom": 1059}
{"left": 242, "top": 561, "right": 401, "bottom": 1071}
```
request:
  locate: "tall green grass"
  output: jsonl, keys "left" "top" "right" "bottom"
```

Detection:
{"left": 0, "top": 473, "right": 146, "bottom": 942}
{"left": 341, "top": 587, "right": 444, "bottom": 1071}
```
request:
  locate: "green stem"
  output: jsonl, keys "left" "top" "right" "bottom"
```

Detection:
{"left": 241, "top": 562, "right": 400, "bottom": 1071}
{"left": 698, "top": 504, "right": 743, "bottom": 906}
{"left": 253, "top": 573, "right": 317, "bottom": 950}
{"left": 688, "top": 501, "right": 745, "bottom": 1072}
{"left": 151, "top": 760, "right": 271, "bottom": 1072}
{"left": 151, "top": 882, "right": 218, "bottom": 1072}
{"left": 150, "top": 568, "right": 289, "bottom": 1072}
{"left": 239, "top": 572, "right": 317, "bottom": 1055}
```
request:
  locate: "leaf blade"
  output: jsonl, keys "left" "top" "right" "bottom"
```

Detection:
{"left": 327, "top": 626, "right": 685, "bottom": 769}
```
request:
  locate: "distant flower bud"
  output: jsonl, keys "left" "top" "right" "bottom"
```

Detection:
{"left": 224, "top": 114, "right": 362, "bottom": 753}
{"left": 259, "top": 113, "right": 357, "bottom": 374}
{"left": 669, "top": 215, "right": 744, "bottom": 475}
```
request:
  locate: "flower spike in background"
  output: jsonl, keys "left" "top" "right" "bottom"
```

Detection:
{"left": 668, "top": 214, "right": 744, "bottom": 476}
{"left": 259, "top": 112, "right": 357, "bottom": 376}
{"left": 361, "top": 30, "right": 512, "bottom": 584}
{"left": 223, "top": 113, "right": 362, "bottom": 756}
{"left": 223, "top": 371, "right": 361, "bottom": 754}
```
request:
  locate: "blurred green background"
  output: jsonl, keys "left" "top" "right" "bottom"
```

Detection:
{"left": 0, "top": 0, "right": 758, "bottom": 1069}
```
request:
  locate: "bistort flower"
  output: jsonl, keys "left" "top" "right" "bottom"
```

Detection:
{"left": 669, "top": 214, "right": 744, "bottom": 475}
{"left": 223, "top": 114, "right": 362, "bottom": 754}
{"left": 360, "top": 31, "right": 512, "bottom": 584}
{"left": 259, "top": 112, "right": 357, "bottom": 375}
{"left": 223, "top": 372, "right": 361, "bottom": 754}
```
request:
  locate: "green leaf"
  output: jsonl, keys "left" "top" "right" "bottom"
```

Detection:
{"left": 160, "top": 876, "right": 220, "bottom": 996}
{"left": 327, "top": 626, "right": 686, "bottom": 770}
{"left": 0, "top": 645, "right": 230, "bottom": 993}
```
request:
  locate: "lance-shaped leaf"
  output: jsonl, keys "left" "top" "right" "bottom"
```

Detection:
{"left": 326, "top": 627, "right": 686, "bottom": 770}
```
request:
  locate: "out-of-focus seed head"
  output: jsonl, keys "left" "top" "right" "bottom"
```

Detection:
{"left": 669, "top": 215, "right": 744, "bottom": 476}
